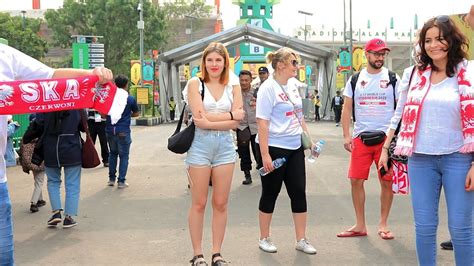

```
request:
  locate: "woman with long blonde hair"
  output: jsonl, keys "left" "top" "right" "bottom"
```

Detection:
{"left": 184, "top": 42, "right": 244, "bottom": 266}
{"left": 255, "top": 47, "right": 317, "bottom": 255}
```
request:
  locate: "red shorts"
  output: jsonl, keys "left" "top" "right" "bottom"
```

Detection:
{"left": 348, "top": 137, "right": 391, "bottom": 181}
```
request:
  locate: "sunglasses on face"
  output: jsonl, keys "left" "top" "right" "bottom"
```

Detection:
{"left": 291, "top": 59, "right": 299, "bottom": 67}
{"left": 435, "top": 15, "right": 450, "bottom": 23}
{"left": 368, "top": 51, "right": 389, "bottom": 57}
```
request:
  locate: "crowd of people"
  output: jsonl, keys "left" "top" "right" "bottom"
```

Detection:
{"left": 1, "top": 7, "right": 474, "bottom": 266}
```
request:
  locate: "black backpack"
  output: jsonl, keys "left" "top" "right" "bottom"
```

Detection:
{"left": 350, "top": 70, "right": 397, "bottom": 122}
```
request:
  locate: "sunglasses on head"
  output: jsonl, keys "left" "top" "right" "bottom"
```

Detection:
{"left": 435, "top": 15, "right": 450, "bottom": 23}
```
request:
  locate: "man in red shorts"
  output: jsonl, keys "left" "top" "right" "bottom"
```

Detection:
{"left": 339, "top": 38, "right": 400, "bottom": 240}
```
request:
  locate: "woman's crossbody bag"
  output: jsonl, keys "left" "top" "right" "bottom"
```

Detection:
{"left": 276, "top": 81, "right": 312, "bottom": 150}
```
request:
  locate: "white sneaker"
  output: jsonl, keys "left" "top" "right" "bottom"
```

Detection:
{"left": 259, "top": 237, "right": 277, "bottom": 253}
{"left": 117, "top": 182, "right": 129, "bottom": 189}
{"left": 295, "top": 238, "right": 317, "bottom": 254}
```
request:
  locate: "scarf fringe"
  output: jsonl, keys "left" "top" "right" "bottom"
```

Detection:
{"left": 460, "top": 142, "right": 474, "bottom": 153}
{"left": 394, "top": 146, "right": 413, "bottom": 157}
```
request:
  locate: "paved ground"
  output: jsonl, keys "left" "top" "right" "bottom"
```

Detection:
{"left": 7, "top": 121, "right": 455, "bottom": 265}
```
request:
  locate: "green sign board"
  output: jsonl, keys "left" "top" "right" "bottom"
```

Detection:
{"left": 72, "top": 43, "right": 90, "bottom": 69}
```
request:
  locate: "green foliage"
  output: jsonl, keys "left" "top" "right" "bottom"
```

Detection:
{"left": 162, "top": 0, "right": 212, "bottom": 19}
{"left": 44, "top": 0, "right": 211, "bottom": 77}
{"left": 0, "top": 12, "right": 48, "bottom": 60}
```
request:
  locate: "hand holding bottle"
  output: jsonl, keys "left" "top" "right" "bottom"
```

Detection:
{"left": 307, "top": 140, "right": 325, "bottom": 163}
{"left": 259, "top": 158, "right": 286, "bottom": 176}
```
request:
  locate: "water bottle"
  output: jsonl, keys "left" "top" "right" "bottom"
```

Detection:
{"left": 258, "top": 158, "right": 287, "bottom": 176}
{"left": 307, "top": 140, "right": 326, "bottom": 163}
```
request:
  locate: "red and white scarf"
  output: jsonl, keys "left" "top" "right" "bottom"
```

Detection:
{"left": 395, "top": 60, "right": 474, "bottom": 156}
{"left": 0, "top": 75, "right": 128, "bottom": 124}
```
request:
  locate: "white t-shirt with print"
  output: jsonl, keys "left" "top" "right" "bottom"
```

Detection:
{"left": 0, "top": 44, "right": 54, "bottom": 183}
{"left": 256, "top": 78, "right": 303, "bottom": 150}
{"left": 343, "top": 67, "right": 400, "bottom": 138}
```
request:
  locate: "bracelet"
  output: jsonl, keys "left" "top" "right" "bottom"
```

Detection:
{"left": 471, "top": 161, "right": 474, "bottom": 166}
{"left": 229, "top": 112, "right": 234, "bottom": 120}
{"left": 382, "top": 146, "right": 390, "bottom": 150}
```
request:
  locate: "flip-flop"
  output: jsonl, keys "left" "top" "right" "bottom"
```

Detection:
{"left": 378, "top": 230, "right": 394, "bottom": 240}
{"left": 337, "top": 230, "right": 368, "bottom": 238}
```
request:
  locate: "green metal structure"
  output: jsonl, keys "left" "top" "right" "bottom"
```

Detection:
{"left": 232, "top": 0, "right": 280, "bottom": 73}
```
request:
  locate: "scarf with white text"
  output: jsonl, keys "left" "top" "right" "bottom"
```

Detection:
{"left": 0, "top": 75, "right": 128, "bottom": 124}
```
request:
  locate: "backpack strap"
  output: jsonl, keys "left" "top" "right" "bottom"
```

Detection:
{"left": 388, "top": 70, "right": 398, "bottom": 108}
{"left": 350, "top": 72, "right": 360, "bottom": 122}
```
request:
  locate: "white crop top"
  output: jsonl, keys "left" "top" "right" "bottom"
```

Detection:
{"left": 182, "top": 77, "right": 234, "bottom": 113}
{"left": 199, "top": 80, "right": 234, "bottom": 113}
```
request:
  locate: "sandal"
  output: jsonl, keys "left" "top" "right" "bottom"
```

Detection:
{"left": 189, "top": 254, "right": 208, "bottom": 266}
{"left": 211, "top": 253, "right": 228, "bottom": 266}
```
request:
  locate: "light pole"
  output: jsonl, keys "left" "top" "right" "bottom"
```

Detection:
{"left": 185, "top": 14, "right": 197, "bottom": 43}
{"left": 20, "top": 10, "right": 26, "bottom": 30}
{"left": 343, "top": 0, "right": 346, "bottom": 46}
{"left": 298, "top": 10, "right": 313, "bottom": 42}
{"left": 137, "top": 0, "right": 144, "bottom": 87}
{"left": 137, "top": 0, "right": 145, "bottom": 117}
{"left": 349, "top": 0, "right": 353, "bottom": 76}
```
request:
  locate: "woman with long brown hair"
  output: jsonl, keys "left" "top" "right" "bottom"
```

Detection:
{"left": 379, "top": 16, "right": 473, "bottom": 265}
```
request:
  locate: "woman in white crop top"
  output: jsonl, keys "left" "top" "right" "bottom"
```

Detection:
{"left": 379, "top": 17, "right": 473, "bottom": 265}
{"left": 185, "top": 42, "right": 243, "bottom": 266}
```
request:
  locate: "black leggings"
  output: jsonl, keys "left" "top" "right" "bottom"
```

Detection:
{"left": 257, "top": 144, "right": 307, "bottom": 213}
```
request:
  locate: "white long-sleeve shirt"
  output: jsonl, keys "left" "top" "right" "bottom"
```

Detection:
{"left": 0, "top": 44, "right": 54, "bottom": 183}
{"left": 390, "top": 66, "right": 464, "bottom": 155}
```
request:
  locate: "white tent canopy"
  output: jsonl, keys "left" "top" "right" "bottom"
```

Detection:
{"left": 158, "top": 24, "right": 336, "bottom": 121}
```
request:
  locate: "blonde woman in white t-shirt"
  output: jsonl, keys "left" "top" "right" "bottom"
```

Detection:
{"left": 255, "top": 47, "right": 317, "bottom": 255}
{"left": 185, "top": 42, "right": 244, "bottom": 266}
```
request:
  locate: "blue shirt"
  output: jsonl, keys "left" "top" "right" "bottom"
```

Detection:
{"left": 106, "top": 95, "right": 139, "bottom": 135}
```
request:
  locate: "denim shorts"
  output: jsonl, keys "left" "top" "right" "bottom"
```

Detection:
{"left": 185, "top": 128, "right": 236, "bottom": 168}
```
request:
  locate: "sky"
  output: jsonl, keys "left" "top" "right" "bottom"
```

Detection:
{"left": 219, "top": 0, "right": 472, "bottom": 33}
{"left": 0, "top": 0, "right": 471, "bottom": 34}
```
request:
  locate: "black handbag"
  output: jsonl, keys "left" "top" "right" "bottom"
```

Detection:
{"left": 359, "top": 130, "right": 386, "bottom": 146}
{"left": 237, "top": 127, "right": 251, "bottom": 146}
{"left": 167, "top": 79, "right": 205, "bottom": 154}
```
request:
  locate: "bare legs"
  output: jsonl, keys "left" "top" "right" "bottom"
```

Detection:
{"left": 188, "top": 163, "right": 234, "bottom": 257}
{"left": 338, "top": 178, "right": 393, "bottom": 237}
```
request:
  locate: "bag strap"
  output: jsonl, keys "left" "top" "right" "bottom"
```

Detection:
{"left": 388, "top": 70, "right": 398, "bottom": 109}
{"left": 275, "top": 80, "right": 305, "bottom": 130}
{"left": 394, "top": 66, "right": 416, "bottom": 135}
{"left": 173, "top": 78, "right": 205, "bottom": 134}
{"left": 350, "top": 71, "right": 361, "bottom": 122}
{"left": 80, "top": 109, "right": 92, "bottom": 137}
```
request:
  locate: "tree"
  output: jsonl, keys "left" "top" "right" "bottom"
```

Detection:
{"left": 161, "top": 0, "right": 213, "bottom": 50}
{"left": 44, "top": 0, "right": 211, "bottom": 76}
{"left": 0, "top": 12, "right": 48, "bottom": 60}
{"left": 162, "top": 0, "right": 212, "bottom": 19}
